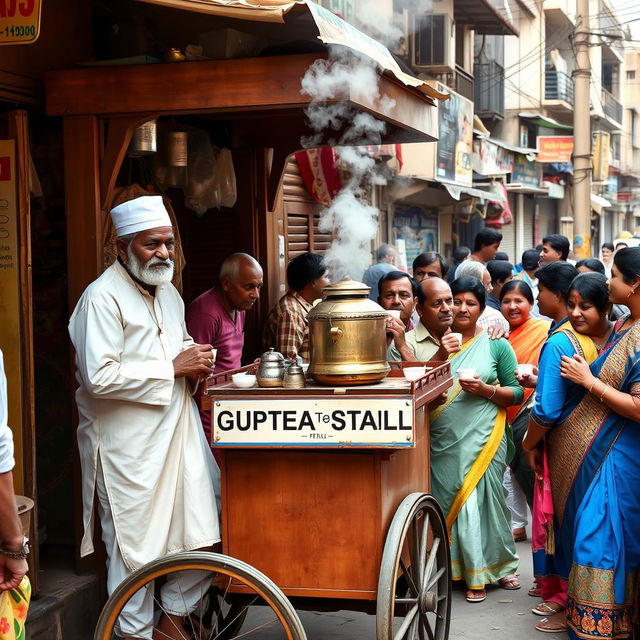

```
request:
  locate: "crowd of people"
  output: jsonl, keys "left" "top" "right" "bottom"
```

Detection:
{"left": 13, "top": 191, "right": 629, "bottom": 639}
{"left": 380, "top": 231, "right": 640, "bottom": 639}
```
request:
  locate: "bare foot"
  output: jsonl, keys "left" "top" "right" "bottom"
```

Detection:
{"left": 152, "top": 613, "right": 189, "bottom": 640}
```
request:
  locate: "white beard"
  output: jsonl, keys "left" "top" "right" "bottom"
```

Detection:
{"left": 126, "top": 246, "right": 175, "bottom": 286}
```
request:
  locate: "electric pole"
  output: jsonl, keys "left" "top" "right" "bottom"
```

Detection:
{"left": 573, "top": 0, "right": 592, "bottom": 258}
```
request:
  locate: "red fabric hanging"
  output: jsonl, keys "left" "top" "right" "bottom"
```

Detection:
{"left": 294, "top": 148, "right": 342, "bottom": 206}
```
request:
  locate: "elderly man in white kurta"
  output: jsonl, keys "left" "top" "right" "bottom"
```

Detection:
{"left": 69, "top": 196, "right": 219, "bottom": 640}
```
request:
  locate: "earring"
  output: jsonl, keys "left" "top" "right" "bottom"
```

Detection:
{"left": 628, "top": 287, "right": 637, "bottom": 298}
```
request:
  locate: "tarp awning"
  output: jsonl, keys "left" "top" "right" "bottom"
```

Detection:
{"left": 473, "top": 130, "right": 537, "bottom": 159}
{"left": 518, "top": 112, "right": 573, "bottom": 131}
{"left": 506, "top": 183, "right": 548, "bottom": 194}
{"left": 444, "top": 183, "right": 505, "bottom": 203}
{"left": 134, "top": 0, "right": 449, "bottom": 102}
{"left": 591, "top": 193, "right": 613, "bottom": 214}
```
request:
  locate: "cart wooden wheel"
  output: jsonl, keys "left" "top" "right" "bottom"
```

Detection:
{"left": 93, "top": 551, "right": 307, "bottom": 640}
{"left": 376, "top": 493, "right": 451, "bottom": 640}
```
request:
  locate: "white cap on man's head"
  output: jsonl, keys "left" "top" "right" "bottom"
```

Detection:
{"left": 110, "top": 195, "right": 172, "bottom": 237}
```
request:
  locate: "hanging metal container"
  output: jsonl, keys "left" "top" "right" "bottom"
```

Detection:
{"left": 166, "top": 131, "right": 188, "bottom": 167}
{"left": 128, "top": 119, "right": 157, "bottom": 157}
{"left": 307, "top": 278, "right": 390, "bottom": 386}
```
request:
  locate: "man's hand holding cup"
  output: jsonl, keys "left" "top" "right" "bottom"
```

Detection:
{"left": 436, "top": 331, "right": 462, "bottom": 359}
{"left": 386, "top": 311, "right": 406, "bottom": 346}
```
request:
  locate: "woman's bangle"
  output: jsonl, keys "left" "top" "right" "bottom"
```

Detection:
{"left": 599, "top": 384, "right": 610, "bottom": 403}
{"left": 487, "top": 384, "right": 497, "bottom": 400}
{"left": 587, "top": 378, "right": 599, "bottom": 394}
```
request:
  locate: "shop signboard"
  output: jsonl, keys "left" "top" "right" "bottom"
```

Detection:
{"left": 433, "top": 82, "right": 473, "bottom": 187}
{"left": 604, "top": 169, "right": 619, "bottom": 201}
{"left": 592, "top": 131, "right": 610, "bottom": 182}
{"left": 472, "top": 138, "right": 514, "bottom": 176}
{"left": 0, "top": 0, "right": 42, "bottom": 45}
{"left": 393, "top": 206, "right": 439, "bottom": 265}
{"left": 212, "top": 397, "right": 414, "bottom": 447}
{"left": 0, "top": 139, "right": 24, "bottom": 487}
{"left": 536, "top": 136, "right": 574, "bottom": 163}
{"left": 511, "top": 153, "right": 541, "bottom": 188}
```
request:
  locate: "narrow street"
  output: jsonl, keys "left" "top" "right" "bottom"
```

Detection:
{"left": 247, "top": 536, "right": 563, "bottom": 640}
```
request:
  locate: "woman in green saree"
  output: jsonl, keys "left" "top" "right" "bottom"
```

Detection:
{"left": 430, "top": 276, "right": 524, "bottom": 603}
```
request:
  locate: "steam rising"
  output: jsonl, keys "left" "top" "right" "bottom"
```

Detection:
{"left": 300, "top": 47, "right": 394, "bottom": 281}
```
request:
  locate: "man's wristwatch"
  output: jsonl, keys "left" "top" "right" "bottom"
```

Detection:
{"left": 0, "top": 537, "right": 30, "bottom": 559}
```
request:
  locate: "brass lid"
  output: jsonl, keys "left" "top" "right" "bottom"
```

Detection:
{"left": 322, "top": 278, "right": 370, "bottom": 298}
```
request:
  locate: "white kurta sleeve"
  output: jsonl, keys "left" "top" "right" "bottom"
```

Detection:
{"left": 0, "top": 350, "right": 15, "bottom": 474}
{"left": 71, "top": 298, "right": 175, "bottom": 406}
{"left": 182, "top": 319, "right": 196, "bottom": 350}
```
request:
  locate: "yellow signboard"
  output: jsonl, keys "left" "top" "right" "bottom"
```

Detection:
{"left": 0, "top": 0, "right": 42, "bottom": 45}
{"left": 0, "top": 139, "right": 24, "bottom": 491}
{"left": 593, "top": 131, "right": 611, "bottom": 182}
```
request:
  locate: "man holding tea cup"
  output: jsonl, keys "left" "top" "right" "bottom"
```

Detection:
{"left": 378, "top": 271, "right": 419, "bottom": 353}
{"left": 388, "top": 278, "right": 462, "bottom": 362}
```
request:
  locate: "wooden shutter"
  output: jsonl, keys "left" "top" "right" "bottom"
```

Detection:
{"left": 282, "top": 158, "right": 334, "bottom": 261}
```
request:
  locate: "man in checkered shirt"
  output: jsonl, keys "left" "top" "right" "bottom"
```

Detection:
{"left": 263, "top": 253, "right": 330, "bottom": 362}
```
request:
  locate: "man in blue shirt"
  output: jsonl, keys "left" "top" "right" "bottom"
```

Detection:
{"left": 362, "top": 244, "right": 397, "bottom": 300}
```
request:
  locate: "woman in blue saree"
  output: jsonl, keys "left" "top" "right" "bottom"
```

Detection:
{"left": 524, "top": 270, "right": 615, "bottom": 632}
{"left": 429, "top": 277, "right": 524, "bottom": 603}
{"left": 551, "top": 247, "right": 640, "bottom": 640}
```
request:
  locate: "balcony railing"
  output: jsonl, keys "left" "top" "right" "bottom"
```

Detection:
{"left": 474, "top": 60, "right": 505, "bottom": 119}
{"left": 602, "top": 88, "right": 623, "bottom": 125}
{"left": 430, "top": 66, "right": 475, "bottom": 102}
{"left": 545, "top": 69, "right": 574, "bottom": 104}
{"left": 455, "top": 65, "right": 474, "bottom": 102}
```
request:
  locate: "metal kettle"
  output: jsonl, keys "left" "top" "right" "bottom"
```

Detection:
{"left": 256, "top": 348, "right": 287, "bottom": 387}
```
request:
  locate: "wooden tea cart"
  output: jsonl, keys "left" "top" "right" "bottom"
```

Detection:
{"left": 93, "top": 362, "right": 453, "bottom": 640}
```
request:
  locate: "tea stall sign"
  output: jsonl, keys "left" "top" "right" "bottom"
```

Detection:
{"left": 212, "top": 397, "right": 414, "bottom": 448}
{"left": 0, "top": 0, "right": 42, "bottom": 45}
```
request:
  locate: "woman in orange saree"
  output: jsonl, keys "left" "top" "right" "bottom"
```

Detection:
{"left": 500, "top": 280, "right": 550, "bottom": 524}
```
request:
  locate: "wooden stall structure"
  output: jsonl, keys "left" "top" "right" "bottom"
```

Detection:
{"left": 205, "top": 363, "right": 452, "bottom": 601}
{"left": 45, "top": 50, "right": 442, "bottom": 315}
{"left": 45, "top": 5, "right": 445, "bottom": 573}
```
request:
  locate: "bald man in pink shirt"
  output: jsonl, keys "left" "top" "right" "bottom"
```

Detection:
{"left": 187, "top": 253, "right": 263, "bottom": 443}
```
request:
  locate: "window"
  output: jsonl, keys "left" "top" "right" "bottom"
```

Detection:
{"left": 628, "top": 70, "right": 636, "bottom": 80}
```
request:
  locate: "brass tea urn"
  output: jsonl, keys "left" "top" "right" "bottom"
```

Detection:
{"left": 307, "top": 278, "right": 390, "bottom": 386}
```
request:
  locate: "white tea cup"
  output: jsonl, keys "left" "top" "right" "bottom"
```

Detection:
{"left": 457, "top": 368, "right": 477, "bottom": 381}
{"left": 450, "top": 332, "right": 463, "bottom": 347}
{"left": 387, "top": 310, "right": 402, "bottom": 320}
{"left": 516, "top": 363, "right": 534, "bottom": 376}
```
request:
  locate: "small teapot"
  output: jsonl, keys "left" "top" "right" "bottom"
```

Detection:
{"left": 257, "top": 348, "right": 287, "bottom": 387}
{"left": 283, "top": 363, "right": 305, "bottom": 389}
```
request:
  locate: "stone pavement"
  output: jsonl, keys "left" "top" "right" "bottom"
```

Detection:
{"left": 287, "top": 537, "right": 567, "bottom": 640}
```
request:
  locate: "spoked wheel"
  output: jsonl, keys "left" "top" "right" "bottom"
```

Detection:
{"left": 93, "top": 551, "right": 307, "bottom": 640}
{"left": 377, "top": 493, "right": 451, "bottom": 640}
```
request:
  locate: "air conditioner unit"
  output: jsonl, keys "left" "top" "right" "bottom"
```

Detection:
{"left": 411, "top": 13, "right": 455, "bottom": 73}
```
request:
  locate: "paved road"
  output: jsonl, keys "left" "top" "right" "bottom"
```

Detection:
{"left": 278, "top": 537, "right": 566, "bottom": 640}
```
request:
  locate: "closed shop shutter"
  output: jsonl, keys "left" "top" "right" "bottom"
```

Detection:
{"left": 500, "top": 220, "right": 516, "bottom": 263}
{"left": 522, "top": 204, "right": 535, "bottom": 253}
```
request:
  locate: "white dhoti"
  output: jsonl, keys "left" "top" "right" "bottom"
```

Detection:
{"left": 503, "top": 467, "right": 528, "bottom": 529}
{"left": 97, "top": 464, "right": 212, "bottom": 639}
